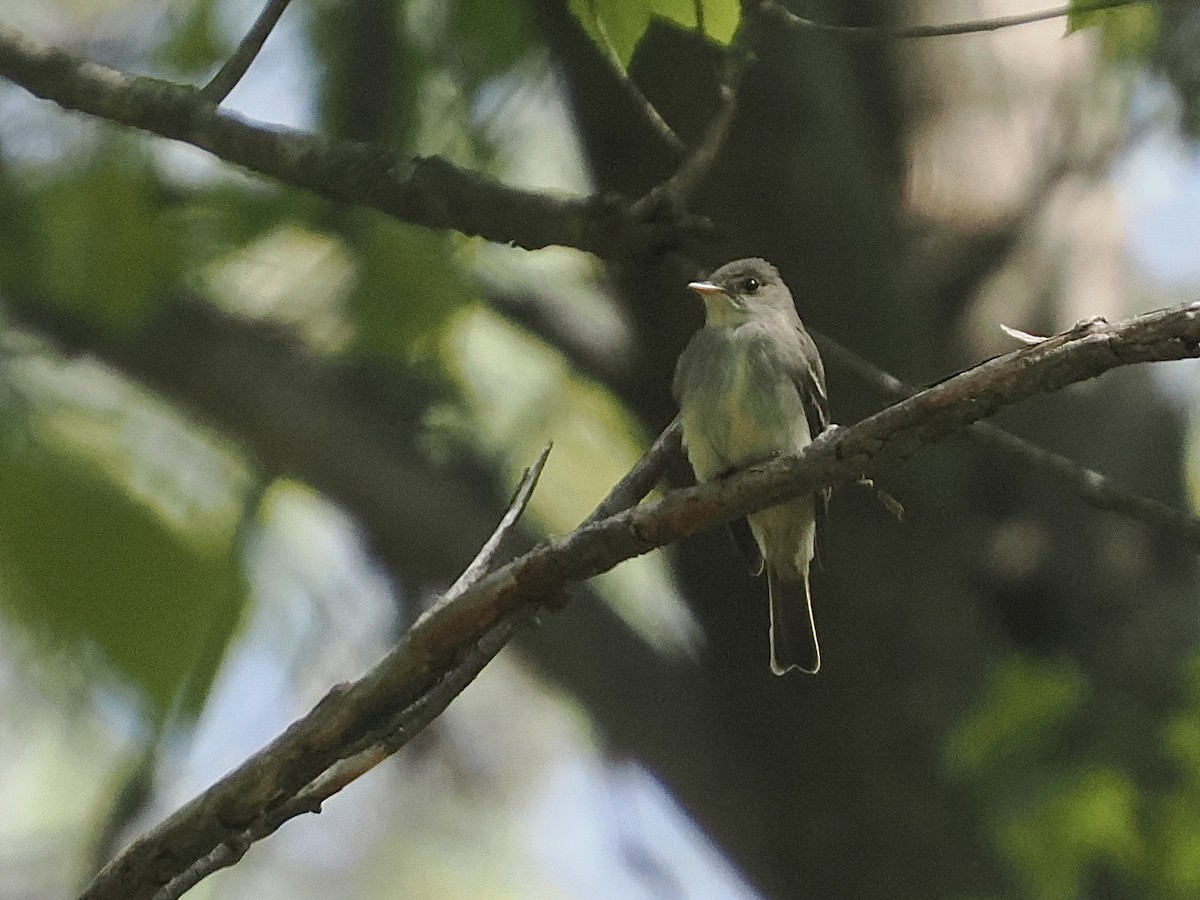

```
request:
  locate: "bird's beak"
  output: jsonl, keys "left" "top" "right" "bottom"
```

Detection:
{"left": 687, "top": 280, "right": 724, "bottom": 297}
{"left": 688, "top": 280, "right": 734, "bottom": 321}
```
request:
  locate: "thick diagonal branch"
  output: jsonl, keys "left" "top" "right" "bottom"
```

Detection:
{"left": 81, "top": 301, "right": 1200, "bottom": 900}
{"left": 154, "top": 448, "right": 552, "bottom": 900}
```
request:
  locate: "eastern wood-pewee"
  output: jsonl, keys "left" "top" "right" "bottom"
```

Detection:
{"left": 673, "top": 258, "right": 829, "bottom": 674}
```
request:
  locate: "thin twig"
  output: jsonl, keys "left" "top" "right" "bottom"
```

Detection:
{"left": 155, "top": 609, "right": 534, "bottom": 900}
{"left": 582, "top": 418, "right": 682, "bottom": 526}
{"left": 632, "top": 30, "right": 752, "bottom": 218}
{"left": 199, "top": 0, "right": 294, "bottom": 104}
{"left": 759, "top": 0, "right": 1146, "bottom": 40}
{"left": 584, "top": 0, "right": 686, "bottom": 154}
{"left": 616, "top": 74, "right": 687, "bottom": 156}
{"left": 968, "top": 420, "right": 1200, "bottom": 546}
{"left": 420, "top": 443, "right": 553, "bottom": 621}
{"left": 816, "top": 332, "right": 1200, "bottom": 550}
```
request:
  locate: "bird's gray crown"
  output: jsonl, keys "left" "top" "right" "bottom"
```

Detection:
{"left": 701, "top": 258, "right": 794, "bottom": 316}
{"left": 706, "top": 257, "right": 781, "bottom": 294}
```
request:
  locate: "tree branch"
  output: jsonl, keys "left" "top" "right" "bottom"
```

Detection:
{"left": 80, "top": 300, "right": 1200, "bottom": 900}
{"left": 582, "top": 417, "right": 682, "bottom": 525}
{"left": 818, "top": 332, "right": 1200, "bottom": 550}
{"left": 200, "top": 0, "right": 295, "bottom": 104}
{"left": 152, "top": 447, "right": 552, "bottom": 899}
{"left": 0, "top": 27, "right": 700, "bottom": 257}
{"left": 759, "top": 0, "right": 1148, "bottom": 40}
{"left": 632, "top": 21, "right": 753, "bottom": 218}
{"left": 419, "top": 445, "right": 553, "bottom": 622}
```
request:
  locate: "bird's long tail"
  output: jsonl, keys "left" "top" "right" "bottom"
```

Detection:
{"left": 767, "top": 567, "right": 820, "bottom": 675}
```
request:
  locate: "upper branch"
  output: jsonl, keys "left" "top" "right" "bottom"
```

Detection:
{"left": 81, "top": 300, "right": 1200, "bottom": 900}
{"left": 0, "top": 27, "right": 692, "bottom": 257}
{"left": 760, "top": 0, "right": 1147, "bottom": 40}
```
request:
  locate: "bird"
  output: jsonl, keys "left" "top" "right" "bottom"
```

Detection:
{"left": 672, "top": 258, "right": 829, "bottom": 674}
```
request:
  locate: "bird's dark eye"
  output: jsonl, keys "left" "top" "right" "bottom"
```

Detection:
{"left": 741, "top": 277, "right": 760, "bottom": 294}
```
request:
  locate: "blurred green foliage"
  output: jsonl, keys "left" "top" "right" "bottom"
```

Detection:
{"left": 21, "top": 152, "right": 183, "bottom": 329}
{"left": 947, "top": 654, "right": 1200, "bottom": 898}
{"left": 945, "top": 656, "right": 1087, "bottom": 783}
{"left": 1000, "top": 767, "right": 1142, "bottom": 900}
{"left": 1068, "top": 0, "right": 1200, "bottom": 136}
{"left": 1067, "top": 0, "right": 1159, "bottom": 63}
{"left": 348, "top": 220, "right": 479, "bottom": 359}
{"left": 157, "top": 0, "right": 226, "bottom": 74}
{"left": 449, "top": 0, "right": 538, "bottom": 93}
{"left": 0, "top": 0, "right": 684, "bottom": 732}
{"left": 3, "top": 0, "right": 1200, "bottom": 896}
{"left": 0, "top": 414, "right": 248, "bottom": 722}
{"left": 1152, "top": 658, "right": 1200, "bottom": 896}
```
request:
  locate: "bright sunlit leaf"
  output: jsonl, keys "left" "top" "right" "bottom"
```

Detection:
{"left": 1000, "top": 768, "right": 1143, "bottom": 900}
{"left": 203, "top": 224, "right": 357, "bottom": 351}
{"left": 1153, "top": 792, "right": 1200, "bottom": 895}
{"left": 442, "top": 305, "right": 699, "bottom": 654}
{"left": 567, "top": 0, "right": 740, "bottom": 70}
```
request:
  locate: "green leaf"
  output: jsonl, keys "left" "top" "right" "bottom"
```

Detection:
{"left": 157, "top": 0, "right": 227, "bottom": 74}
{"left": 1067, "top": 0, "right": 1159, "bottom": 62}
{"left": 567, "top": 0, "right": 740, "bottom": 70}
{"left": 347, "top": 220, "right": 478, "bottom": 358}
{"left": 450, "top": 0, "right": 537, "bottom": 90}
{"left": 1153, "top": 793, "right": 1200, "bottom": 896}
{"left": 944, "top": 655, "right": 1087, "bottom": 780}
{"left": 0, "top": 354, "right": 252, "bottom": 721}
{"left": 664, "top": 0, "right": 740, "bottom": 44}
{"left": 1000, "top": 768, "right": 1143, "bottom": 900}
{"left": 1160, "top": 657, "right": 1200, "bottom": 789}
{"left": 569, "top": 0, "right": 652, "bottom": 68}
{"left": 32, "top": 156, "right": 182, "bottom": 329}
{"left": 0, "top": 442, "right": 246, "bottom": 721}
{"left": 441, "top": 304, "right": 695, "bottom": 654}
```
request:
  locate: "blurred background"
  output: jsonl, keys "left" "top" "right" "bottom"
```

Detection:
{"left": 2, "top": 0, "right": 1200, "bottom": 897}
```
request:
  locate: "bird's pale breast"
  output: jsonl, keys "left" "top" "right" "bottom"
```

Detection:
{"left": 676, "top": 320, "right": 812, "bottom": 482}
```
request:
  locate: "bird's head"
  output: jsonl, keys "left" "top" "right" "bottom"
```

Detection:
{"left": 688, "top": 258, "right": 794, "bottom": 327}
